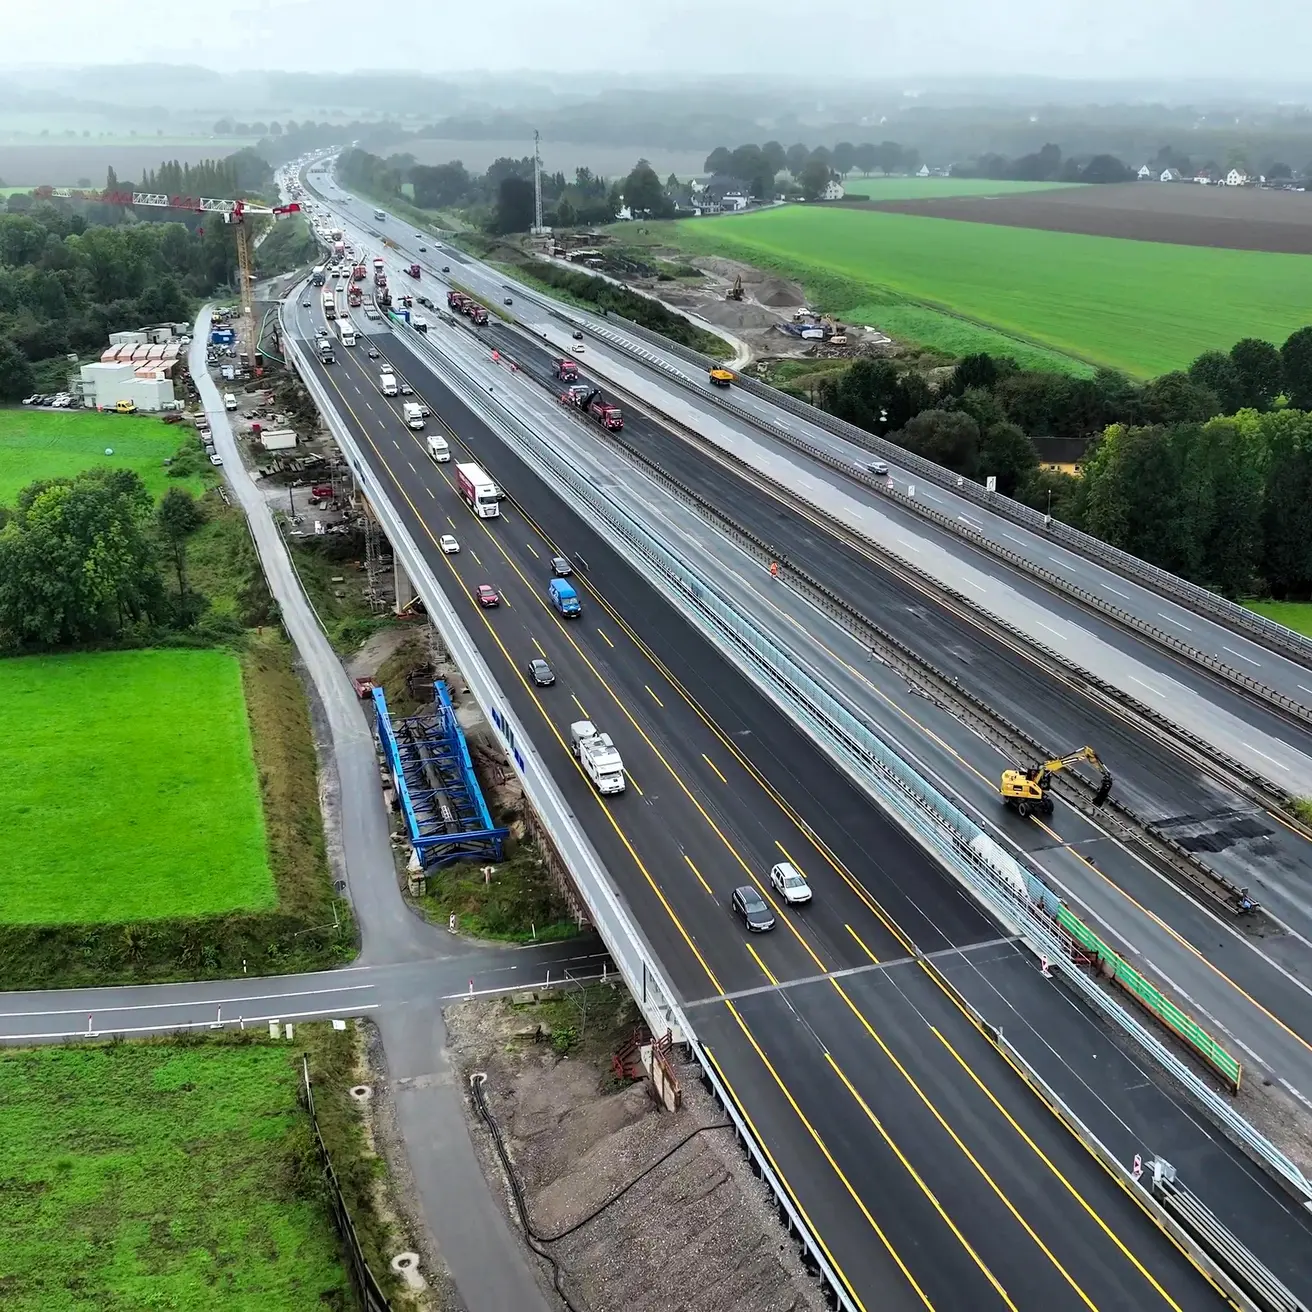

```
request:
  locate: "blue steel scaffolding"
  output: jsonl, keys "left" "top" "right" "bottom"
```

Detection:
{"left": 372, "top": 683, "right": 507, "bottom": 868}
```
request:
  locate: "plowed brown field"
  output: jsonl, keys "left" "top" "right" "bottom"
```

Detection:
{"left": 845, "top": 183, "right": 1312, "bottom": 254}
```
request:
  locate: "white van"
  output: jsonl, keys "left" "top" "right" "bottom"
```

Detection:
{"left": 379, "top": 372, "right": 398, "bottom": 396}
{"left": 222, "top": 392, "right": 237, "bottom": 411}
{"left": 426, "top": 434, "right": 450, "bottom": 463}
{"left": 403, "top": 402, "right": 425, "bottom": 430}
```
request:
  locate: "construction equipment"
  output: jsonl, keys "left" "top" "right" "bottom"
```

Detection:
{"left": 31, "top": 186, "right": 300, "bottom": 372}
{"left": 726, "top": 274, "right": 744, "bottom": 301}
{"left": 554, "top": 357, "right": 579, "bottom": 382}
{"left": 1000, "top": 747, "right": 1113, "bottom": 817}
{"left": 709, "top": 368, "right": 735, "bottom": 387}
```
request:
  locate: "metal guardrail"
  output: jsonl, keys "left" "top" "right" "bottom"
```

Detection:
{"left": 596, "top": 311, "right": 1312, "bottom": 672}
{"left": 281, "top": 310, "right": 860, "bottom": 1312}
{"left": 392, "top": 315, "right": 1312, "bottom": 1218}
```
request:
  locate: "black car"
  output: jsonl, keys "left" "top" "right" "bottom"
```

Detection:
{"left": 528, "top": 657, "right": 555, "bottom": 687}
{"left": 441, "top": 265, "right": 450, "bottom": 273}
{"left": 550, "top": 555, "right": 573, "bottom": 577}
{"left": 572, "top": 329, "right": 584, "bottom": 341}
{"left": 731, "top": 885, "right": 775, "bottom": 932}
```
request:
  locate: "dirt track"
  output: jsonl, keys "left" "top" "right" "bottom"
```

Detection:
{"left": 846, "top": 183, "right": 1312, "bottom": 253}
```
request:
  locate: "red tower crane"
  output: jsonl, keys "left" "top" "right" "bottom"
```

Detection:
{"left": 33, "top": 186, "right": 301, "bottom": 369}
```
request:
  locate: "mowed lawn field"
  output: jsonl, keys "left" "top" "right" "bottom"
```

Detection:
{"left": 0, "top": 649, "right": 274, "bottom": 925}
{"left": 0, "top": 407, "right": 205, "bottom": 507}
{"left": 1, "top": 1042, "right": 346, "bottom": 1311}
{"left": 672, "top": 206, "right": 1312, "bottom": 376}
{"left": 838, "top": 178, "right": 1080, "bottom": 201}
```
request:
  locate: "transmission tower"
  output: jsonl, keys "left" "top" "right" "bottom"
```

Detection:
{"left": 532, "top": 130, "right": 545, "bottom": 235}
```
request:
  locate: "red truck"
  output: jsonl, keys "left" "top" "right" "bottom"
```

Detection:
{"left": 352, "top": 263, "right": 367, "bottom": 281}
{"left": 406, "top": 263, "right": 421, "bottom": 279}
{"left": 347, "top": 286, "right": 362, "bottom": 307}
{"left": 579, "top": 388, "right": 622, "bottom": 431}
{"left": 554, "top": 357, "right": 578, "bottom": 382}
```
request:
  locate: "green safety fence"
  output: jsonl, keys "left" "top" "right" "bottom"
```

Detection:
{"left": 1057, "top": 906, "right": 1242, "bottom": 1090}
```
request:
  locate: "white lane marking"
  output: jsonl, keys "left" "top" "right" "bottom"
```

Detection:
{"left": 1158, "top": 612, "right": 1192, "bottom": 632}
{"left": 1242, "top": 742, "right": 1290, "bottom": 771}
{"left": 1129, "top": 676, "right": 1164, "bottom": 697}
{"left": 1222, "top": 645, "right": 1262, "bottom": 668}
{"left": 2, "top": 1004, "right": 380, "bottom": 1042}
{"left": 897, "top": 538, "right": 921, "bottom": 552}
{"left": 963, "top": 578, "right": 987, "bottom": 593}
{"left": 0, "top": 983, "right": 376, "bottom": 1019}
{"left": 1103, "top": 584, "right": 1131, "bottom": 600}
{"left": 1036, "top": 621, "right": 1066, "bottom": 641}
{"left": 958, "top": 513, "right": 981, "bottom": 528}
{"left": 1001, "top": 532, "right": 1026, "bottom": 545}
{"left": 921, "top": 491, "right": 941, "bottom": 502}
{"left": 1299, "top": 685, "right": 1312, "bottom": 698}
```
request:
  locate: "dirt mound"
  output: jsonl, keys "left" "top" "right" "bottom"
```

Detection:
{"left": 759, "top": 277, "right": 803, "bottom": 307}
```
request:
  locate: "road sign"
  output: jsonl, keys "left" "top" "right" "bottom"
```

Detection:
{"left": 1040, "top": 954, "right": 1052, "bottom": 978}
{"left": 1132, "top": 1153, "right": 1143, "bottom": 1180}
{"left": 986, "top": 475, "right": 997, "bottom": 493}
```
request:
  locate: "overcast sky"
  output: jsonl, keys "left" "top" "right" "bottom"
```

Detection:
{"left": 5, "top": 0, "right": 1305, "bottom": 81}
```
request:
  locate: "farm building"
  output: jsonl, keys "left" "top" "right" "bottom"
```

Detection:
{"left": 821, "top": 179, "right": 846, "bottom": 201}
{"left": 1031, "top": 436, "right": 1091, "bottom": 475}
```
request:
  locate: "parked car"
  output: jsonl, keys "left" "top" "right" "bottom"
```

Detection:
{"left": 439, "top": 534, "right": 460, "bottom": 554}
{"left": 209, "top": 453, "right": 223, "bottom": 466}
{"left": 730, "top": 885, "right": 775, "bottom": 932}
{"left": 769, "top": 861, "right": 812, "bottom": 905}
{"left": 550, "top": 555, "right": 573, "bottom": 577}
{"left": 21, "top": 394, "right": 36, "bottom": 405}
{"left": 528, "top": 657, "right": 555, "bottom": 687}
{"left": 475, "top": 584, "right": 500, "bottom": 608}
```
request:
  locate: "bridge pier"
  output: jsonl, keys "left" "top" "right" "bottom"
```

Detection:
{"left": 394, "top": 555, "right": 417, "bottom": 615}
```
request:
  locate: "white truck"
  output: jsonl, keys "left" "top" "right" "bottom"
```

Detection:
{"left": 403, "top": 401, "right": 425, "bottom": 430}
{"left": 570, "top": 721, "right": 625, "bottom": 795}
{"left": 426, "top": 434, "right": 450, "bottom": 462}
{"left": 379, "top": 372, "right": 398, "bottom": 396}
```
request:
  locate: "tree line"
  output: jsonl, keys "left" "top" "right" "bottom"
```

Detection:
{"left": 0, "top": 468, "right": 215, "bottom": 650}
{"left": 0, "top": 154, "right": 260, "bottom": 397}
{"left": 817, "top": 327, "right": 1312, "bottom": 598}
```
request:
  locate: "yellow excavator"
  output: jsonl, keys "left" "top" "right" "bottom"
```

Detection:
{"left": 1000, "top": 747, "right": 1112, "bottom": 817}
{"left": 726, "top": 274, "right": 744, "bottom": 301}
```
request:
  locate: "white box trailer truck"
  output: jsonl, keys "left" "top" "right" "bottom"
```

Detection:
{"left": 403, "top": 402, "right": 424, "bottom": 429}
{"left": 379, "top": 372, "right": 398, "bottom": 396}
{"left": 569, "top": 720, "right": 625, "bottom": 795}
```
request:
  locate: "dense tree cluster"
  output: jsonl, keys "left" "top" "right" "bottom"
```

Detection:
{"left": 0, "top": 469, "right": 206, "bottom": 648}
{"left": 817, "top": 326, "right": 1312, "bottom": 596}
{"left": 703, "top": 141, "right": 921, "bottom": 186}
{"left": 0, "top": 152, "right": 261, "bottom": 396}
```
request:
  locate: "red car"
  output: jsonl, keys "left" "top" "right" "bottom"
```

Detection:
{"left": 475, "top": 584, "right": 500, "bottom": 608}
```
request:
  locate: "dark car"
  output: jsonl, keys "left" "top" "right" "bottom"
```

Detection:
{"left": 441, "top": 265, "right": 450, "bottom": 273}
{"left": 731, "top": 885, "right": 775, "bottom": 932}
{"left": 367, "top": 347, "right": 380, "bottom": 359}
{"left": 528, "top": 657, "right": 555, "bottom": 687}
{"left": 572, "top": 329, "right": 584, "bottom": 341}
{"left": 302, "top": 298, "right": 312, "bottom": 307}
{"left": 504, "top": 296, "right": 513, "bottom": 305}
{"left": 475, "top": 584, "right": 500, "bottom": 608}
{"left": 550, "top": 555, "right": 572, "bottom": 577}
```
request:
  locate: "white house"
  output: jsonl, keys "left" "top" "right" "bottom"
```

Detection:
{"left": 1137, "top": 164, "right": 1153, "bottom": 180}
{"left": 821, "top": 179, "right": 845, "bottom": 201}
{"left": 1225, "top": 168, "right": 1249, "bottom": 186}
{"left": 1160, "top": 168, "right": 1183, "bottom": 182}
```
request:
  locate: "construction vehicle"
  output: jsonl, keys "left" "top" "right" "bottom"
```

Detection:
{"left": 352, "top": 263, "right": 367, "bottom": 282}
{"left": 577, "top": 388, "right": 623, "bottom": 431}
{"left": 1000, "top": 747, "right": 1112, "bottom": 817}
{"left": 447, "top": 290, "right": 470, "bottom": 312}
{"left": 726, "top": 274, "right": 744, "bottom": 301}
{"left": 347, "top": 285, "right": 362, "bottom": 308}
{"left": 406, "top": 263, "right": 421, "bottom": 278}
{"left": 709, "top": 368, "right": 734, "bottom": 387}
{"left": 554, "top": 357, "right": 579, "bottom": 382}
{"left": 373, "top": 257, "right": 386, "bottom": 285}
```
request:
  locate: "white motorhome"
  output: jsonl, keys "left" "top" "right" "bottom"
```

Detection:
{"left": 403, "top": 402, "right": 425, "bottom": 430}
{"left": 569, "top": 720, "right": 625, "bottom": 795}
{"left": 426, "top": 435, "right": 450, "bottom": 462}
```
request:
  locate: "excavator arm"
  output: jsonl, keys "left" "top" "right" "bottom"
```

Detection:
{"left": 1001, "top": 746, "right": 1113, "bottom": 815}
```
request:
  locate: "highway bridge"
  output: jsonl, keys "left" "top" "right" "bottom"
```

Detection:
{"left": 284, "top": 164, "right": 1312, "bottom": 1310}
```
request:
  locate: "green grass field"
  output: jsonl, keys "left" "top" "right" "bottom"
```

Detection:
{"left": 665, "top": 206, "right": 1312, "bottom": 376}
{"left": 0, "top": 649, "right": 274, "bottom": 925}
{"left": 839, "top": 178, "right": 1079, "bottom": 201}
{"left": 1243, "top": 600, "right": 1312, "bottom": 639}
{"left": 1, "top": 1040, "right": 346, "bottom": 1311}
{"left": 0, "top": 408, "right": 205, "bottom": 506}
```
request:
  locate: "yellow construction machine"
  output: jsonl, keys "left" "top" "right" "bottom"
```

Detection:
{"left": 1000, "top": 747, "right": 1112, "bottom": 817}
{"left": 708, "top": 367, "right": 735, "bottom": 387}
{"left": 726, "top": 274, "right": 744, "bottom": 301}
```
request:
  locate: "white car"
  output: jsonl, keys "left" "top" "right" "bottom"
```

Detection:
{"left": 439, "top": 534, "right": 460, "bottom": 554}
{"left": 769, "top": 861, "right": 812, "bottom": 905}
{"left": 209, "top": 453, "right": 224, "bottom": 466}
